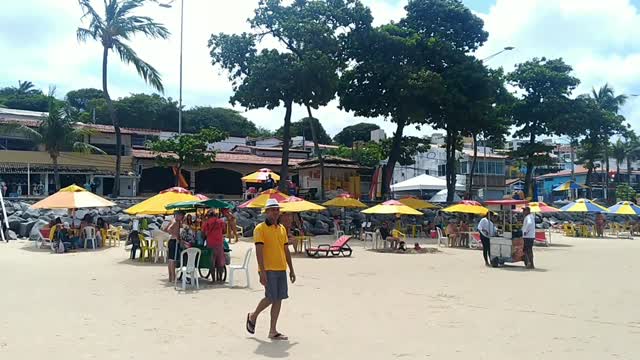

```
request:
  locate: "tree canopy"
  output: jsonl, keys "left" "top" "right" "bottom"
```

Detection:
{"left": 333, "top": 122, "right": 380, "bottom": 147}
{"left": 275, "top": 117, "right": 332, "bottom": 144}
{"left": 0, "top": 81, "right": 50, "bottom": 112}
{"left": 183, "top": 106, "right": 259, "bottom": 137}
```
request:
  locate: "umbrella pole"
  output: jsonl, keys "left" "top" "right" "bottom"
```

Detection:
{"left": 0, "top": 187, "right": 6, "bottom": 242}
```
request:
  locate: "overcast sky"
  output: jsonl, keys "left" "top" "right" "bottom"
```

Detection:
{"left": 1, "top": 0, "right": 639, "bottom": 139}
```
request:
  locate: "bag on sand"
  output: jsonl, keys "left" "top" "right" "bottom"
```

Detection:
{"left": 56, "top": 240, "right": 65, "bottom": 254}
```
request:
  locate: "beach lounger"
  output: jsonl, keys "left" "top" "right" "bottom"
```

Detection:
{"left": 305, "top": 235, "right": 353, "bottom": 258}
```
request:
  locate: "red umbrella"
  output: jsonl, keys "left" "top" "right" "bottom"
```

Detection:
{"left": 160, "top": 187, "right": 192, "bottom": 195}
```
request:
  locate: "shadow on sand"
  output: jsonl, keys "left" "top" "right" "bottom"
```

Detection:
{"left": 249, "top": 337, "right": 298, "bottom": 358}
{"left": 498, "top": 264, "right": 548, "bottom": 272}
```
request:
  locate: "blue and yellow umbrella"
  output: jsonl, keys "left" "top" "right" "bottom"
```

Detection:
{"left": 560, "top": 198, "right": 608, "bottom": 213}
{"left": 607, "top": 201, "right": 640, "bottom": 215}
{"left": 553, "top": 180, "right": 589, "bottom": 192}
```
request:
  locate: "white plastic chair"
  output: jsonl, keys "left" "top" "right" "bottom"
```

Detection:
{"left": 229, "top": 248, "right": 252, "bottom": 288}
{"left": 334, "top": 221, "right": 345, "bottom": 239}
{"left": 436, "top": 227, "right": 448, "bottom": 247}
{"left": 152, "top": 230, "right": 170, "bottom": 263}
{"left": 175, "top": 248, "right": 201, "bottom": 291}
{"left": 83, "top": 226, "right": 97, "bottom": 250}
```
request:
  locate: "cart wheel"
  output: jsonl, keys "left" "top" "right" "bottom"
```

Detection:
{"left": 198, "top": 268, "right": 211, "bottom": 279}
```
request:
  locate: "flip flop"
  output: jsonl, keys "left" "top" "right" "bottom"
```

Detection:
{"left": 246, "top": 313, "right": 256, "bottom": 334}
{"left": 269, "top": 333, "right": 288, "bottom": 341}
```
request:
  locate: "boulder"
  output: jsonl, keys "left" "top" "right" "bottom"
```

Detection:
{"left": 28, "top": 219, "right": 49, "bottom": 240}
{"left": 19, "top": 202, "right": 31, "bottom": 212}
{"left": 147, "top": 223, "right": 160, "bottom": 231}
{"left": 24, "top": 208, "right": 41, "bottom": 219}
{"left": 102, "top": 215, "right": 119, "bottom": 225}
{"left": 6, "top": 230, "right": 17, "bottom": 241}
{"left": 74, "top": 209, "right": 89, "bottom": 220}
{"left": 18, "top": 220, "right": 36, "bottom": 238}
{"left": 7, "top": 216, "right": 22, "bottom": 231}
{"left": 118, "top": 214, "right": 132, "bottom": 223}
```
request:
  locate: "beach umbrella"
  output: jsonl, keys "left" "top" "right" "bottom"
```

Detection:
{"left": 442, "top": 200, "right": 489, "bottom": 216}
{"left": 322, "top": 193, "right": 367, "bottom": 208}
{"left": 560, "top": 198, "right": 608, "bottom": 213}
{"left": 519, "top": 202, "right": 560, "bottom": 213}
{"left": 31, "top": 184, "right": 116, "bottom": 209}
{"left": 607, "top": 201, "right": 640, "bottom": 215}
{"left": 165, "top": 198, "right": 233, "bottom": 211}
{"left": 398, "top": 196, "right": 440, "bottom": 210}
{"left": 361, "top": 200, "right": 423, "bottom": 215}
{"left": 125, "top": 187, "right": 199, "bottom": 215}
{"left": 553, "top": 180, "right": 588, "bottom": 191}
{"left": 238, "top": 189, "right": 289, "bottom": 209}
{"left": 279, "top": 196, "right": 326, "bottom": 213}
{"left": 194, "top": 194, "right": 209, "bottom": 200}
{"left": 430, "top": 189, "right": 462, "bottom": 203}
{"left": 241, "top": 168, "right": 280, "bottom": 183}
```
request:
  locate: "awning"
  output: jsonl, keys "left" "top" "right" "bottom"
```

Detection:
{"left": 391, "top": 174, "right": 465, "bottom": 192}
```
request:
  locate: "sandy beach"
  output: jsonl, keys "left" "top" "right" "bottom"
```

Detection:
{"left": 1, "top": 234, "right": 639, "bottom": 360}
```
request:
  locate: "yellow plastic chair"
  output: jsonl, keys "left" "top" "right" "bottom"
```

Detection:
{"left": 139, "top": 234, "right": 155, "bottom": 262}
{"left": 562, "top": 224, "right": 576, "bottom": 237}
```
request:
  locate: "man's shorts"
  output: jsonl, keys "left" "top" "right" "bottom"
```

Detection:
{"left": 265, "top": 271, "right": 288, "bottom": 301}
{"left": 168, "top": 239, "right": 179, "bottom": 261}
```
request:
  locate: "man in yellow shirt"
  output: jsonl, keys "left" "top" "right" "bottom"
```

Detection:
{"left": 246, "top": 199, "right": 296, "bottom": 341}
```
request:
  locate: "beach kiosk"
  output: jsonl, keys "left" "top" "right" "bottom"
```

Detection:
{"left": 484, "top": 199, "right": 529, "bottom": 267}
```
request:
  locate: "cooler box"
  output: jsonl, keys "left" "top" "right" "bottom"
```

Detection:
{"left": 489, "top": 237, "right": 512, "bottom": 260}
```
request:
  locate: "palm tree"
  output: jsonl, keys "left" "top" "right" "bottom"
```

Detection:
{"left": 16, "top": 81, "right": 37, "bottom": 95}
{"left": 611, "top": 139, "right": 627, "bottom": 180}
{"left": 77, "top": 0, "right": 170, "bottom": 196}
{"left": 0, "top": 100, "right": 105, "bottom": 191}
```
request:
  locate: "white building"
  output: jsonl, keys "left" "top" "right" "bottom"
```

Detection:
{"left": 370, "top": 129, "right": 387, "bottom": 143}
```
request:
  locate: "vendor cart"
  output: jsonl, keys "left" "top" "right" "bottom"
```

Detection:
{"left": 489, "top": 232, "right": 525, "bottom": 267}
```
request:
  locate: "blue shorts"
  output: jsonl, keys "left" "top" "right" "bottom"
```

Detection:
{"left": 265, "top": 271, "right": 288, "bottom": 301}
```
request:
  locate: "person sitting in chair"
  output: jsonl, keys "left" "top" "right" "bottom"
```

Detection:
{"left": 380, "top": 221, "right": 400, "bottom": 250}
{"left": 446, "top": 220, "right": 459, "bottom": 247}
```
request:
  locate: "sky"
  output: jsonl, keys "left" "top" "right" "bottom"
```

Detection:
{"left": 1, "top": 0, "right": 639, "bottom": 139}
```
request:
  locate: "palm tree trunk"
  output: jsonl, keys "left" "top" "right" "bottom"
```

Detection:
{"left": 278, "top": 100, "right": 293, "bottom": 194}
{"left": 102, "top": 46, "right": 121, "bottom": 197}
{"left": 605, "top": 147, "right": 610, "bottom": 202}
{"left": 586, "top": 166, "right": 593, "bottom": 198}
{"left": 445, "top": 129, "right": 458, "bottom": 202}
{"left": 383, "top": 119, "right": 405, "bottom": 197}
{"left": 52, "top": 154, "right": 60, "bottom": 192}
{"left": 467, "top": 132, "right": 478, "bottom": 199}
{"left": 627, "top": 157, "right": 632, "bottom": 185}
{"left": 524, "top": 131, "right": 536, "bottom": 199}
{"left": 306, "top": 105, "right": 324, "bottom": 201}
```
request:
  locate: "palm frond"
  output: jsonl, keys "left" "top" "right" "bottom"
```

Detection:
{"left": 73, "top": 142, "right": 107, "bottom": 155}
{"left": 116, "top": 0, "right": 145, "bottom": 19}
{"left": 0, "top": 123, "right": 43, "bottom": 142}
{"left": 112, "top": 40, "right": 165, "bottom": 92}
{"left": 119, "top": 16, "right": 170, "bottom": 39}
{"left": 78, "top": 0, "right": 104, "bottom": 24}
{"left": 77, "top": 27, "right": 99, "bottom": 42}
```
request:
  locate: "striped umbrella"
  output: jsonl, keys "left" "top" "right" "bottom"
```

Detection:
{"left": 607, "top": 201, "right": 640, "bottom": 215}
{"left": 399, "top": 196, "right": 440, "bottom": 210}
{"left": 238, "top": 189, "right": 289, "bottom": 209}
{"left": 322, "top": 193, "right": 367, "bottom": 208}
{"left": 361, "top": 200, "right": 423, "bottom": 215}
{"left": 241, "top": 168, "right": 280, "bottom": 183}
{"left": 442, "top": 200, "right": 489, "bottom": 216}
{"left": 560, "top": 198, "right": 608, "bottom": 213}
{"left": 553, "top": 180, "right": 588, "bottom": 191}
{"left": 524, "top": 202, "right": 560, "bottom": 213}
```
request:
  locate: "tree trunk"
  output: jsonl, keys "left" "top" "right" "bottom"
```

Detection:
{"left": 627, "top": 157, "right": 632, "bottom": 185}
{"left": 524, "top": 131, "right": 536, "bottom": 199}
{"left": 306, "top": 105, "right": 325, "bottom": 200}
{"left": 605, "top": 148, "right": 610, "bottom": 202}
{"left": 445, "top": 129, "right": 457, "bottom": 202}
{"left": 175, "top": 165, "right": 182, "bottom": 187}
{"left": 466, "top": 132, "right": 478, "bottom": 200}
{"left": 586, "top": 166, "right": 593, "bottom": 198}
{"left": 278, "top": 100, "right": 293, "bottom": 194}
{"left": 102, "top": 46, "right": 121, "bottom": 197}
{"left": 52, "top": 154, "right": 60, "bottom": 192}
{"left": 383, "top": 119, "right": 406, "bottom": 196}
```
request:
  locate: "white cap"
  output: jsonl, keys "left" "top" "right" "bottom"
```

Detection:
{"left": 264, "top": 199, "right": 281, "bottom": 209}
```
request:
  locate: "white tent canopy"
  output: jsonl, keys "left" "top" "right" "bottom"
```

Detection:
{"left": 391, "top": 174, "right": 465, "bottom": 192}
{"left": 430, "top": 189, "right": 462, "bottom": 203}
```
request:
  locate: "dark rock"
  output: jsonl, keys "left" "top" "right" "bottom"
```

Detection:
{"left": 18, "top": 220, "right": 36, "bottom": 238}
{"left": 7, "top": 216, "right": 22, "bottom": 231}
{"left": 118, "top": 214, "right": 132, "bottom": 223}
{"left": 6, "top": 230, "right": 17, "bottom": 241}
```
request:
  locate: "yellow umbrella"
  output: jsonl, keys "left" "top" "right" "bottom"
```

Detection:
{"left": 125, "top": 187, "right": 199, "bottom": 215}
{"left": 361, "top": 200, "right": 423, "bottom": 215}
{"left": 31, "top": 184, "right": 116, "bottom": 209}
{"left": 238, "top": 189, "right": 289, "bottom": 209}
{"left": 280, "top": 196, "right": 326, "bottom": 213}
{"left": 322, "top": 193, "right": 367, "bottom": 208}
{"left": 241, "top": 168, "right": 281, "bottom": 183}
{"left": 442, "top": 200, "right": 489, "bottom": 216}
{"left": 398, "top": 196, "right": 440, "bottom": 210}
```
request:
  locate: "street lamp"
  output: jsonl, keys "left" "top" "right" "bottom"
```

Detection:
{"left": 156, "top": 0, "right": 183, "bottom": 135}
{"left": 481, "top": 46, "right": 515, "bottom": 62}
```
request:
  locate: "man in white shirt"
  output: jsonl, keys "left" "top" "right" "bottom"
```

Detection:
{"left": 522, "top": 207, "right": 536, "bottom": 269}
{"left": 477, "top": 212, "right": 496, "bottom": 266}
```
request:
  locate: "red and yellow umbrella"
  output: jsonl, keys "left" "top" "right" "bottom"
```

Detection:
{"left": 361, "top": 200, "right": 423, "bottom": 215}
{"left": 125, "top": 187, "right": 199, "bottom": 215}
{"left": 238, "top": 189, "right": 289, "bottom": 209}
{"left": 322, "top": 193, "right": 367, "bottom": 208}
{"left": 31, "top": 184, "right": 116, "bottom": 209}
{"left": 241, "top": 168, "right": 280, "bottom": 183}
{"left": 280, "top": 196, "right": 326, "bottom": 213}
{"left": 442, "top": 200, "right": 489, "bottom": 216}
{"left": 398, "top": 196, "right": 440, "bottom": 210}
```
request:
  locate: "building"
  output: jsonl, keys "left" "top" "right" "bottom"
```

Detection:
{"left": 370, "top": 129, "right": 386, "bottom": 143}
{"left": 295, "top": 156, "right": 368, "bottom": 199}
{"left": 390, "top": 144, "right": 507, "bottom": 200}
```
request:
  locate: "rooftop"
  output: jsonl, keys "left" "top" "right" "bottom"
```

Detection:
{"left": 0, "top": 114, "right": 161, "bottom": 136}
{"left": 296, "top": 156, "right": 368, "bottom": 170}
{"left": 131, "top": 149, "right": 305, "bottom": 166}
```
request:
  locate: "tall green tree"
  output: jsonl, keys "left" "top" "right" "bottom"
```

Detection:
{"left": 65, "top": 88, "right": 105, "bottom": 112}
{"left": 333, "top": 122, "right": 380, "bottom": 147}
{"left": 0, "top": 82, "right": 50, "bottom": 112}
{"left": 507, "top": 57, "right": 580, "bottom": 197}
{"left": 275, "top": 117, "right": 332, "bottom": 145}
{"left": 183, "top": 107, "right": 258, "bottom": 136}
{"left": 77, "top": 0, "right": 170, "bottom": 197}
{"left": 0, "top": 100, "right": 105, "bottom": 190}
{"left": 147, "top": 128, "right": 226, "bottom": 186}
{"left": 611, "top": 139, "right": 627, "bottom": 179}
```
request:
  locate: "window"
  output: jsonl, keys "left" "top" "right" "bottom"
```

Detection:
{"left": 495, "top": 162, "right": 505, "bottom": 175}
{"left": 487, "top": 161, "right": 496, "bottom": 175}
{"left": 437, "top": 164, "right": 446, "bottom": 177}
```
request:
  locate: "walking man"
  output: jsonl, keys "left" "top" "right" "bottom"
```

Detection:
{"left": 478, "top": 211, "right": 496, "bottom": 266}
{"left": 522, "top": 207, "right": 536, "bottom": 269}
{"left": 246, "top": 199, "right": 296, "bottom": 340}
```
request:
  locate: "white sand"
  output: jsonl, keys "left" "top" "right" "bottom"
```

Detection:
{"left": 1, "top": 234, "right": 639, "bottom": 359}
